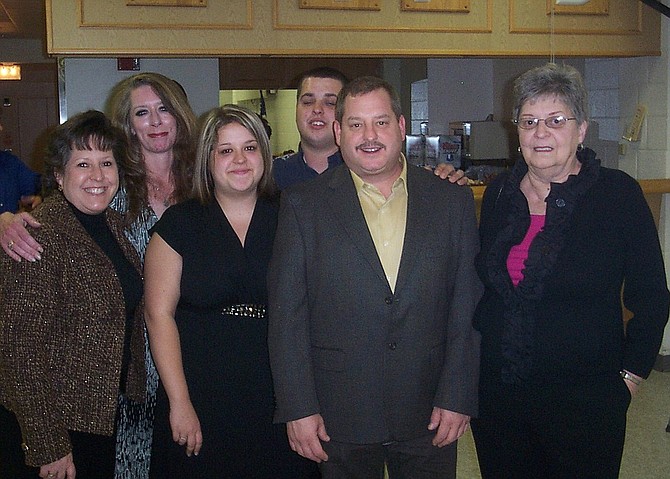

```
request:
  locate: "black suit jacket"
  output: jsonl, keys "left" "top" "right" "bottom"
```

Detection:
{"left": 268, "top": 162, "right": 482, "bottom": 444}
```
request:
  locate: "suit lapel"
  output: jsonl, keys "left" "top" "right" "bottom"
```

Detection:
{"left": 394, "top": 167, "right": 432, "bottom": 294}
{"left": 326, "top": 166, "right": 389, "bottom": 288}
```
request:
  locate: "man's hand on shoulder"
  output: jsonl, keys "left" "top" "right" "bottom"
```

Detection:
{"left": 286, "top": 413, "right": 330, "bottom": 463}
{"left": 19, "top": 195, "right": 42, "bottom": 212}
{"left": 0, "top": 211, "right": 43, "bottom": 262}
{"left": 432, "top": 163, "right": 468, "bottom": 185}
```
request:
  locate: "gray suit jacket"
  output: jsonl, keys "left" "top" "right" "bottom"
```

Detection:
{"left": 268, "top": 162, "right": 482, "bottom": 444}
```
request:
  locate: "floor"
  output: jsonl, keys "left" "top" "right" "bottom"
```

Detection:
{"left": 456, "top": 370, "right": 670, "bottom": 478}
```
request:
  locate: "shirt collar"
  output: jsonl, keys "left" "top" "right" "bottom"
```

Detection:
{"left": 350, "top": 153, "right": 407, "bottom": 194}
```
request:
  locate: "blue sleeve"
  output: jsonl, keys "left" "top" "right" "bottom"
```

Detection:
{"left": 0, "top": 152, "right": 40, "bottom": 213}
{"left": 17, "top": 160, "right": 41, "bottom": 196}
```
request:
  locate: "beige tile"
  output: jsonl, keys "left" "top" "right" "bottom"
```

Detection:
{"left": 456, "top": 371, "right": 670, "bottom": 478}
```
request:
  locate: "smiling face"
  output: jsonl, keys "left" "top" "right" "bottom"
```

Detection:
{"left": 210, "top": 122, "right": 264, "bottom": 198}
{"left": 295, "top": 76, "right": 344, "bottom": 152}
{"left": 518, "top": 94, "right": 587, "bottom": 179}
{"left": 129, "top": 84, "right": 178, "bottom": 155}
{"left": 334, "top": 88, "right": 406, "bottom": 187}
{"left": 55, "top": 147, "right": 119, "bottom": 215}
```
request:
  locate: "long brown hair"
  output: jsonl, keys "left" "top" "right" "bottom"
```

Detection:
{"left": 108, "top": 72, "right": 197, "bottom": 221}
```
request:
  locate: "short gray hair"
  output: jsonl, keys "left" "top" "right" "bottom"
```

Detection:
{"left": 512, "top": 63, "right": 588, "bottom": 125}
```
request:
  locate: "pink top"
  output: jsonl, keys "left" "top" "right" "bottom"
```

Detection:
{"left": 506, "top": 215, "right": 546, "bottom": 287}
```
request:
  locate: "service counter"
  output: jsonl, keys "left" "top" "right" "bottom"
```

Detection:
{"left": 470, "top": 179, "right": 670, "bottom": 227}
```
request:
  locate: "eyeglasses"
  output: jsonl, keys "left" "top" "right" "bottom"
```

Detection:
{"left": 513, "top": 115, "right": 577, "bottom": 130}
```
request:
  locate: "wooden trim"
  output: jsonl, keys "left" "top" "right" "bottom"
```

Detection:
{"left": 45, "top": 0, "right": 55, "bottom": 55}
{"left": 40, "top": 47, "right": 665, "bottom": 58}
{"left": 546, "top": 0, "right": 609, "bottom": 16}
{"left": 510, "top": 27, "right": 642, "bottom": 35}
{"left": 126, "top": 0, "right": 206, "bottom": 6}
{"left": 77, "top": 23, "right": 254, "bottom": 31}
{"left": 638, "top": 178, "right": 670, "bottom": 194}
{"left": 471, "top": 179, "right": 670, "bottom": 224}
{"left": 47, "top": 0, "right": 659, "bottom": 57}
{"left": 273, "top": 0, "right": 492, "bottom": 34}
{"left": 271, "top": 24, "right": 493, "bottom": 34}
{"left": 510, "top": 1, "right": 642, "bottom": 35}
{"left": 79, "top": 0, "right": 253, "bottom": 30}
{"left": 299, "top": 0, "right": 380, "bottom": 10}
{"left": 638, "top": 179, "right": 670, "bottom": 229}
{"left": 401, "top": 0, "right": 470, "bottom": 13}
{"left": 472, "top": 179, "right": 670, "bottom": 202}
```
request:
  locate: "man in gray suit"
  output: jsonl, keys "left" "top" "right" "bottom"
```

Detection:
{"left": 268, "top": 76, "right": 482, "bottom": 478}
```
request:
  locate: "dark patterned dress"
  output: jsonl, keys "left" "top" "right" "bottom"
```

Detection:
{"left": 111, "top": 191, "right": 159, "bottom": 479}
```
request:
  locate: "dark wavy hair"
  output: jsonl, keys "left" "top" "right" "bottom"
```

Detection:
{"left": 108, "top": 72, "right": 197, "bottom": 217}
{"left": 43, "top": 110, "right": 143, "bottom": 222}
{"left": 335, "top": 76, "right": 402, "bottom": 124}
{"left": 296, "top": 67, "right": 349, "bottom": 100}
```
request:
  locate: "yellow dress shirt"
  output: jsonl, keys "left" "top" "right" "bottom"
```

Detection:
{"left": 350, "top": 155, "right": 408, "bottom": 292}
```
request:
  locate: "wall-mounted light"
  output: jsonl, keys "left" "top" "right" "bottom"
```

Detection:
{"left": 0, "top": 64, "right": 21, "bottom": 81}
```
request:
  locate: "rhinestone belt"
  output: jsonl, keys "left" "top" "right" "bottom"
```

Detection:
{"left": 221, "top": 304, "right": 266, "bottom": 319}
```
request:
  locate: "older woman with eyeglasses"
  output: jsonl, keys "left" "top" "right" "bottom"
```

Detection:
{"left": 470, "top": 63, "right": 669, "bottom": 478}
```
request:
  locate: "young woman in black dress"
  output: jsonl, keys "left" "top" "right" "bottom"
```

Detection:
{"left": 144, "top": 104, "right": 319, "bottom": 478}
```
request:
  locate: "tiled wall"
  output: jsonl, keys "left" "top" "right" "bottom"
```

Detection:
{"left": 589, "top": 22, "right": 670, "bottom": 356}
{"left": 585, "top": 59, "right": 620, "bottom": 143}
{"left": 410, "top": 79, "right": 428, "bottom": 135}
{"left": 615, "top": 52, "right": 669, "bottom": 179}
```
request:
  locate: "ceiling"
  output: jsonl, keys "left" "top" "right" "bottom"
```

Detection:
{"left": 1, "top": 1, "right": 668, "bottom": 45}
{"left": 0, "top": 0, "right": 46, "bottom": 40}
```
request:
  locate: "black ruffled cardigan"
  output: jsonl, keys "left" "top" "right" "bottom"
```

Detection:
{"left": 474, "top": 149, "right": 670, "bottom": 385}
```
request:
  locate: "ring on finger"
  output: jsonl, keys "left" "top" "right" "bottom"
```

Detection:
{"left": 7, "top": 240, "right": 14, "bottom": 251}
{"left": 47, "top": 473, "right": 55, "bottom": 478}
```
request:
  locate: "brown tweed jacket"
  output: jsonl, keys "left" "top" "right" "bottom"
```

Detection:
{"left": 0, "top": 192, "right": 146, "bottom": 467}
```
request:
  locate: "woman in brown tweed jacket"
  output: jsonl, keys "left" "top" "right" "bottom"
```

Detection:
{"left": 0, "top": 110, "right": 146, "bottom": 479}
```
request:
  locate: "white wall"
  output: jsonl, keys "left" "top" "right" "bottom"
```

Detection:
{"left": 62, "top": 58, "right": 220, "bottom": 118}
{"left": 426, "top": 58, "right": 494, "bottom": 135}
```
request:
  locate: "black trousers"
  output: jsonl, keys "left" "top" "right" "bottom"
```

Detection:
{"left": 471, "top": 374, "right": 631, "bottom": 479}
{"left": 0, "top": 404, "right": 116, "bottom": 479}
{"left": 0, "top": 404, "right": 36, "bottom": 479}
{"left": 319, "top": 433, "right": 457, "bottom": 479}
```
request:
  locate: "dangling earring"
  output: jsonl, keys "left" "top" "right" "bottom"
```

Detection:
{"left": 577, "top": 143, "right": 584, "bottom": 151}
{"left": 517, "top": 146, "right": 521, "bottom": 152}
{"left": 58, "top": 184, "right": 63, "bottom": 192}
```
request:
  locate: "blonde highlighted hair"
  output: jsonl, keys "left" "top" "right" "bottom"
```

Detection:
{"left": 192, "top": 104, "right": 276, "bottom": 203}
